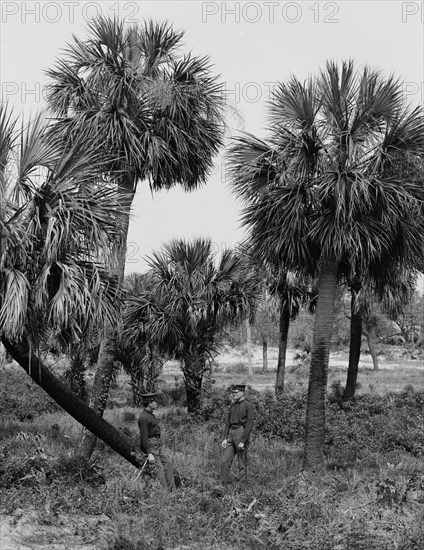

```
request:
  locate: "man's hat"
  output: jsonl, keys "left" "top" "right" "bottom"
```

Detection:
{"left": 141, "top": 392, "right": 159, "bottom": 405}
{"left": 230, "top": 384, "right": 246, "bottom": 392}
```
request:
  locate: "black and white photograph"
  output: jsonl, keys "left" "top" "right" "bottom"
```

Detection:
{"left": 1, "top": 1, "right": 424, "bottom": 548}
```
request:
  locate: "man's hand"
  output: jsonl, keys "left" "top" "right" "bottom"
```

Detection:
{"left": 147, "top": 453, "right": 155, "bottom": 464}
{"left": 238, "top": 442, "right": 245, "bottom": 451}
{"left": 221, "top": 439, "right": 228, "bottom": 448}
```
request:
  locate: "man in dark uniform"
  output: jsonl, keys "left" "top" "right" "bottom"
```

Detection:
{"left": 138, "top": 392, "right": 176, "bottom": 491}
{"left": 220, "top": 384, "right": 254, "bottom": 485}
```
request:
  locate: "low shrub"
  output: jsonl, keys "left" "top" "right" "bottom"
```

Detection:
{"left": 252, "top": 390, "right": 307, "bottom": 442}
{"left": 0, "top": 367, "right": 60, "bottom": 420}
{"left": 325, "top": 386, "right": 424, "bottom": 468}
{"left": 164, "top": 380, "right": 187, "bottom": 406}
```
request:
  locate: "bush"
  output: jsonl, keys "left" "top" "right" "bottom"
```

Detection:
{"left": 164, "top": 379, "right": 187, "bottom": 406}
{"left": 0, "top": 367, "right": 60, "bottom": 420}
{"left": 0, "top": 429, "right": 106, "bottom": 489}
{"left": 253, "top": 390, "right": 307, "bottom": 442}
{"left": 325, "top": 386, "right": 424, "bottom": 468}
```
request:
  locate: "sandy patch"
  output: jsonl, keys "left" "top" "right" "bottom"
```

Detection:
{"left": 0, "top": 511, "right": 99, "bottom": 550}
{"left": 162, "top": 345, "right": 424, "bottom": 375}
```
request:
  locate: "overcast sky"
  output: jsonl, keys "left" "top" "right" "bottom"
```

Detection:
{"left": 1, "top": 1, "right": 423, "bottom": 276}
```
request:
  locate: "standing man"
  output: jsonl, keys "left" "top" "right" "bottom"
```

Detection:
{"left": 138, "top": 392, "right": 176, "bottom": 491}
{"left": 220, "top": 384, "right": 254, "bottom": 486}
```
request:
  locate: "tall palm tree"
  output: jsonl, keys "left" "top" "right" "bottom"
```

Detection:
{"left": 343, "top": 265, "right": 417, "bottom": 400}
{"left": 0, "top": 104, "right": 142, "bottom": 467}
{"left": 227, "top": 60, "right": 424, "bottom": 469}
{"left": 124, "top": 238, "right": 260, "bottom": 412}
{"left": 45, "top": 16, "right": 225, "bottom": 454}
{"left": 237, "top": 247, "right": 313, "bottom": 394}
{"left": 270, "top": 271, "right": 313, "bottom": 396}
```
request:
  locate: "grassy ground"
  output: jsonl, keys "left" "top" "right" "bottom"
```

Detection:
{"left": 1, "top": 348, "right": 424, "bottom": 549}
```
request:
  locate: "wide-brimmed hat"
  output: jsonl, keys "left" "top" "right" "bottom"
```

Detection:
{"left": 141, "top": 392, "right": 159, "bottom": 405}
{"left": 230, "top": 384, "right": 246, "bottom": 392}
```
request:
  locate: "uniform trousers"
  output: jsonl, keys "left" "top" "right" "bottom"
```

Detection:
{"left": 220, "top": 426, "right": 249, "bottom": 485}
{"left": 147, "top": 437, "right": 176, "bottom": 491}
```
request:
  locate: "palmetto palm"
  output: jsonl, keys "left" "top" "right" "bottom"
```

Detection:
{"left": 228, "top": 60, "right": 424, "bottom": 468}
{"left": 241, "top": 248, "right": 312, "bottom": 395}
{"left": 0, "top": 104, "right": 143, "bottom": 467}
{"left": 343, "top": 263, "right": 417, "bottom": 400}
{"left": 269, "top": 270, "right": 313, "bottom": 396}
{"left": 124, "top": 238, "right": 260, "bottom": 412}
{"left": 45, "top": 16, "right": 224, "bottom": 451}
{"left": 118, "top": 272, "right": 167, "bottom": 406}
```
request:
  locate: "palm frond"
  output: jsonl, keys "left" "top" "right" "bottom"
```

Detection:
{"left": 1, "top": 108, "right": 123, "bottom": 345}
{"left": 228, "top": 59, "right": 424, "bottom": 280}
{"left": 45, "top": 16, "right": 224, "bottom": 194}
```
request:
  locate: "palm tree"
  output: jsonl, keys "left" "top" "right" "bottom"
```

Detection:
{"left": 0, "top": 104, "right": 142, "bottom": 467}
{"left": 343, "top": 265, "right": 417, "bottom": 400}
{"left": 45, "top": 16, "right": 225, "bottom": 454}
{"left": 124, "top": 238, "right": 260, "bottom": 412}
{"left": 237, "top": 247, "right": 313, "bottom": 394}
{"left": 227, "top": 60, "right": 424, "bottom": 469}
{"left": 117, "top": 272, "right": 166, "bottom": 406}
{"left": 270, "top": 271, "right": 313, "bottom": 396}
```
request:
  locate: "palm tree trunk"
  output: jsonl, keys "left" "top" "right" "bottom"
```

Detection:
{"left": 275, "top": 301, "right": 290, "bottom": 397}
{"left": 0, "top": 342, "right": 6, "bottom": 367}
{"left": 262, "top": 338, "right": 268, "bottom": 372}
{"left": 343, "top": 287, "right": 363, "bottom": 401}
{"left": 366, "top": 329, "right": 379, "bottom": 371}
{"left": 183, "top": 355, "right": 204, "bottom": 413}
{"left": 2, "top": 336, "right": 142, "bottom": 468}
{"left": 129, "top": 364, "right": 145, "bottom": 407}
{"left": 304, "top": 258, "right": 338, "bottom": 470}
{"left": 69, "top": 351, "right": 88, "bottom": 402}
{"left": 245, "top": 317, "right": 253, "bottom": 379}
{"left": 80, "top": 175, "right": 134, "bottom": 458}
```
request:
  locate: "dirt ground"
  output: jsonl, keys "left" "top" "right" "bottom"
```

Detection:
{"left": 1, "top": 345, "right": 423, "bottom": 549}
{"left": 0, "top": 512, "right": 98, "bottom": 550}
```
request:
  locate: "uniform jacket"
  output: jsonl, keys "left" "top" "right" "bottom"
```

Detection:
{"left": 223, "top": 398, "right": 254, "bottom": 444}
{"left": 138, "top": 409, "right": 161, "bottom": 454}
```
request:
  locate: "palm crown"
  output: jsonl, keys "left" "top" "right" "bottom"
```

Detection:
{"left": 46, "top": 16, "right": 224, "bottom": 192}
{"left": 228, "top": 60, "right": 424, "bottom": 276}
{"left": 0, "top": 104, "right": 122, "bottom": 344}
{"left": 123, "top": 238, "right": 260, "bottom": 411}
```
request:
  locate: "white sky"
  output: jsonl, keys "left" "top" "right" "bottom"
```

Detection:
{"left": 1, "top": 1, "right": 423, "bottom": 278}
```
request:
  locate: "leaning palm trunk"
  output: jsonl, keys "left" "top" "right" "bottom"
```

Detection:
{"left": 80, "top": 177, "right": 133, "bottom": 458}
{"left": 275, "top": 300, "right": 291, "bottom": 397}
{"left": 304, "top": 258, "right": 338, "bottom": 469}
{"left": 343, "top": 289, "right": 363, "bottom": 401}
{"left": 2, "top": 337, "right": 141, "bottom": 468}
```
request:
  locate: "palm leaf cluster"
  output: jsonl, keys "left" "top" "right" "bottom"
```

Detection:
{"left": 0, "top": 104, "right": 122, "bottom": 345}
{"left": 46, "top": 16, "right": 224, "bottom": 191}
{"left": 228, "top": 60, "right": 424, "bottom": 277}
{"left": 123, "top": 238, "right": 260, "bottom": 410}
